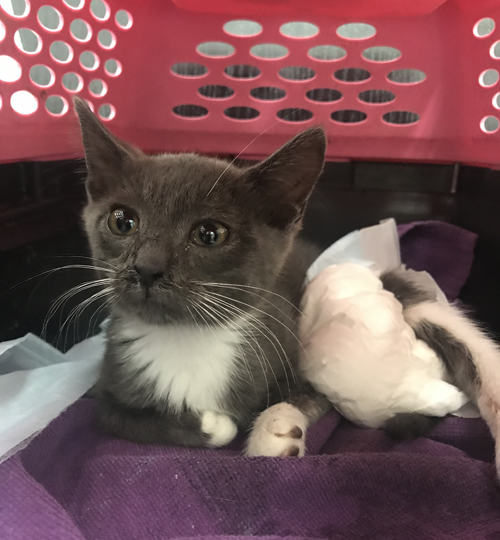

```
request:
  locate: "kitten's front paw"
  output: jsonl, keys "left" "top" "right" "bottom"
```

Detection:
{"left": 201, "top": 411, "right": 237, "bottom": 447}
{"left": 245, "top": 403, "right": 307, "bottom": 457}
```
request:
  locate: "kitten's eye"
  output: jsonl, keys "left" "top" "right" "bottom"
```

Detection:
{"left": 108, "top": 208, "right": 139, "bottom": 235}
{"left": 192, "top": 221, "right": 229, "bottom": 247}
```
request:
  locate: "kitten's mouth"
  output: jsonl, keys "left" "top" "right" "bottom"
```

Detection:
{"left": 142, "top": 287, "right": 153, "bottom": 300}
{"left": 115, "top": 281, "right": 193, "bottom": 324}
{"left": 122, "top": 282, "right": 167, "bottom": 304}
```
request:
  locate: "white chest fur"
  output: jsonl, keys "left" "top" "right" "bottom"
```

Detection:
{"left": 119, "top": 320, "right": 242, "bottom": 413}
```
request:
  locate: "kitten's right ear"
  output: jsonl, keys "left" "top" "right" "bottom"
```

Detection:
{"left": 74, "top": 97, "right": 140, "bottom": 200}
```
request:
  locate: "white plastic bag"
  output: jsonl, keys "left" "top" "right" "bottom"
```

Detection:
{"left": 0, "top": 332, "right": 104, "bottom": 463}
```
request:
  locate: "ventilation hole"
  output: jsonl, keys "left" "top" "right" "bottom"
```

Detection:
{"left": 479, "top": 69, "right": 499, "bottom": 87}
{"left": 387, "top": 69, "right": 426, "bottom": 84}
{"left": 11, "top": 90, "right": 37, "bottom": 115}
{"left": 115, "top": 9, "right": 132, "bottom": 29}
{"left": 90, "top": 0, "right": 109, "bottom": 21}
{"left": 171, "top": 62, "right": 207, "bottom": 77}
{"left": 45, "top": 94, "right": 68, "bottom": 115}
{"left": 62, "top": 72, "right": 83, "bottom": 92}
{"left": 98, "top": 103, "right": 115, "bottom": 120}
{"left": 198, "top": 85, "right": 234, "bottom": 99}
{"left": 493, "top": 93, "right": 500, "bottom": 109}
{"left": 14, "top": 28, "right": 42, "bottom": 54}
{"left": 84, "top": 99, "right": 94, "bottom": 112}
{"left": 277, "top": 108, "right": 313, "bottom": 122}
{"left": 224, "top": 20, "right": 262, "bottom": 37}
{"left": 337, "top": 23, "right": 376, "bottom": 40}
{"left": 98, "top": 29, "right": 115, "bottom": 49}
{"left": 480, "top": 115, "right": 499, "bottom": 133}
{"left": 491, "top": 41, "right": 500, "bottom": 59}
{"left": 50, "top": 41, "right": 73, "bottom": 63}
{"left": 173, "top": 104, "right": 208, "bottom": 118}
{"left": 0, "top": 55, "right": 22, "bottom": 82}
{"left": 280, "top": 22, "right": 318, "bottom": 38}
{"left": 0, "top": 0, "right": 29, "bottom": 17}
{"left": 362, "top": 46, "right": 401, "bottom": 62}
{"left": 63, "top": 0, "right": 84, "bottom": 9}
{"left": 308, "top": 45, "right": 346, "bottom": 61}
{"left": 359, "top": 89, "right": 395, "bottom": 103}
{"left": 279, "top": 66, "right": 315, "bottom": 81}
{"left": 37, "top": 5, "right": 63, "bottom": 32}
{"left": 306, "top": 88, "right": 342, "bottom": 102}
{"left": 0, "top": 20, "right": 5, "bottom": 42}
{"left": 197, "top": 42, "right": 235, "bottom": 58}
{"left": 70, "top": 19, "right": 91, "bottom": 42}
{"left": 104, "top": 58, "right": 122, "bottom": 76}
{"left": 80, "top": 50, "right": 99, "bottom": 70}
{"left": 474, "top": 18, "right": 495, "bottom": 38}
{"left": 250, "top": 43, "right": 288, "bottom": 59}
{"left": 334, "top": 68, "right": 370, "bottom": 82}
{"left": 383, "top": 111, "right": 419, "bottom": 124}
{"left": 250, "top": 86, "right": 286, "bottom": 101}
{"left": 89, "top": 78, "right": 107, "bottom": 97}
{"left": 30, "top": 64, "right": 54, "bottom": 87}
{"left": 224, "top": 106, "right": 259, "bottom": 120}
{"left": 331, "top": 109, "right": 366, "bottom": 123}
{"left": 225, "top": 64, "right": 260, "bottom": 79}
{"left": 0, "top": 95, "right": 2, "bottom": 109}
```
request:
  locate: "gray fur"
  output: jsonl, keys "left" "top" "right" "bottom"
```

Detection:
{"left": 381, "top": 268, "right": 479, "bottom": 440}
{"left": 380, "top": 270, "right": 435, "bottom": 309}
{"left": 74, "top": 98, "right": 329, "bottom": 447}
{"left": 413, "top": 321, "right": 480, "bottom": 401}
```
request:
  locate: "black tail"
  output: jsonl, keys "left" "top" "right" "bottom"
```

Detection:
{"left": 384, "top": 413, "right": 443, "bottom": 441}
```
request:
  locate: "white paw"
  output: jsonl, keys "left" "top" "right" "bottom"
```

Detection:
{"left": 201, "top": 411, "right": 238, "bottom": 447}
{"left": 245, "top": 403, "right": 307, "bottom": 457}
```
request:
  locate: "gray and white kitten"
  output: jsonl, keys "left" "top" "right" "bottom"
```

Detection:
{"left": 75, "top": 98, "right": 330, "bottom": 456}
{"left": 75, "top": 98, "right": 500, "bottom": 465}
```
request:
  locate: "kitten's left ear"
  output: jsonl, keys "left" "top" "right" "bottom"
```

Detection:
{"left": 74, "top": 97, "right": 142, "bottom": 200}
{"left": 243, "top": 127, "right": 326, "bottom": 229}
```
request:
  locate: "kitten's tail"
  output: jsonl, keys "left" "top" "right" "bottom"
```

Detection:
{"left": 381, "top": 268, "right": 500, "bottom": 477}
{"left": 384, "top": 412, "right": 443, "bottom": 441}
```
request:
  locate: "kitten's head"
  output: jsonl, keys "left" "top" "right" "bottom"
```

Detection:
{"left": 75, "top": 98, "right": 326, "bottom": 325}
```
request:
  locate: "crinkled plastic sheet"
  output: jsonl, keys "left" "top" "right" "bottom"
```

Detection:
{"left": 0, "top": 332, "right": 104, "bottom": 464}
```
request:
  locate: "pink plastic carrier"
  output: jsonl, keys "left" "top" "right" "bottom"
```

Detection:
{"left": 1, "top": 0, "right": 500, "bottom": 167}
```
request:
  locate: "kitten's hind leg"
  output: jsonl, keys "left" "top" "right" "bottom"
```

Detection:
{"left": 245, "top": 385, "right": 331, "bottom": 457}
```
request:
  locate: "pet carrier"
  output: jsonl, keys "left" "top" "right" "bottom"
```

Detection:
{"left": 1, "top": 0, "right": 500, "bottom": 167}
{"left": 2, "top": 1, "right": 500, "bottom": 539}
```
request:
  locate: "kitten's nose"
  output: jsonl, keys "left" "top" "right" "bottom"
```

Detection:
{"left": 134, "top": 264, "right": 164, "bottom": 289}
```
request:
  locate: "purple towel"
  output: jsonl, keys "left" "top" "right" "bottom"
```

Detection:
{"left": 398, "top": 220, "right": 477, "bottom": 302}
{"left": 3, "top": 220, "right": 496, "bottom": 540}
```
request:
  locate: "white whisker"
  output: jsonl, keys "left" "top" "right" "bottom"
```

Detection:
{"left": 42, "top": 278, "right": 114, "bottom": 343}
{"left": 204, "top": 108, "right": 301, "bottom": 198}
{"left": 195, "top": 298, "right": 268, "bottom": 405}
{"left": 195, "top": 292, "right": 286, "bottom": 399}
{"left": 56, "top": 287, "right": 114, "bottom": 349}
{"left": 193, "top": 280, "right": 304, "bottom": 316}
{"left": 199, "top": 289, "right": 300, "bottom": 385}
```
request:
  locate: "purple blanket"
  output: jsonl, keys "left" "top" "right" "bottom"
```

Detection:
{"left": 4, "top": 221, "right": 500, "bottom": 540}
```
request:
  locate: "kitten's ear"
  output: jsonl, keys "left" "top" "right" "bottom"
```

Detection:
{"left": 243, "top": 127, "right": 326, "bottom": 228}
{"left": 74, "top": 97, "right": 141, "bottom": 200}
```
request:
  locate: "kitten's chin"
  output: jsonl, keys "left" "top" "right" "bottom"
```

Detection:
{"left": 114, "top": 290, "right": 191, "bottom": 325}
